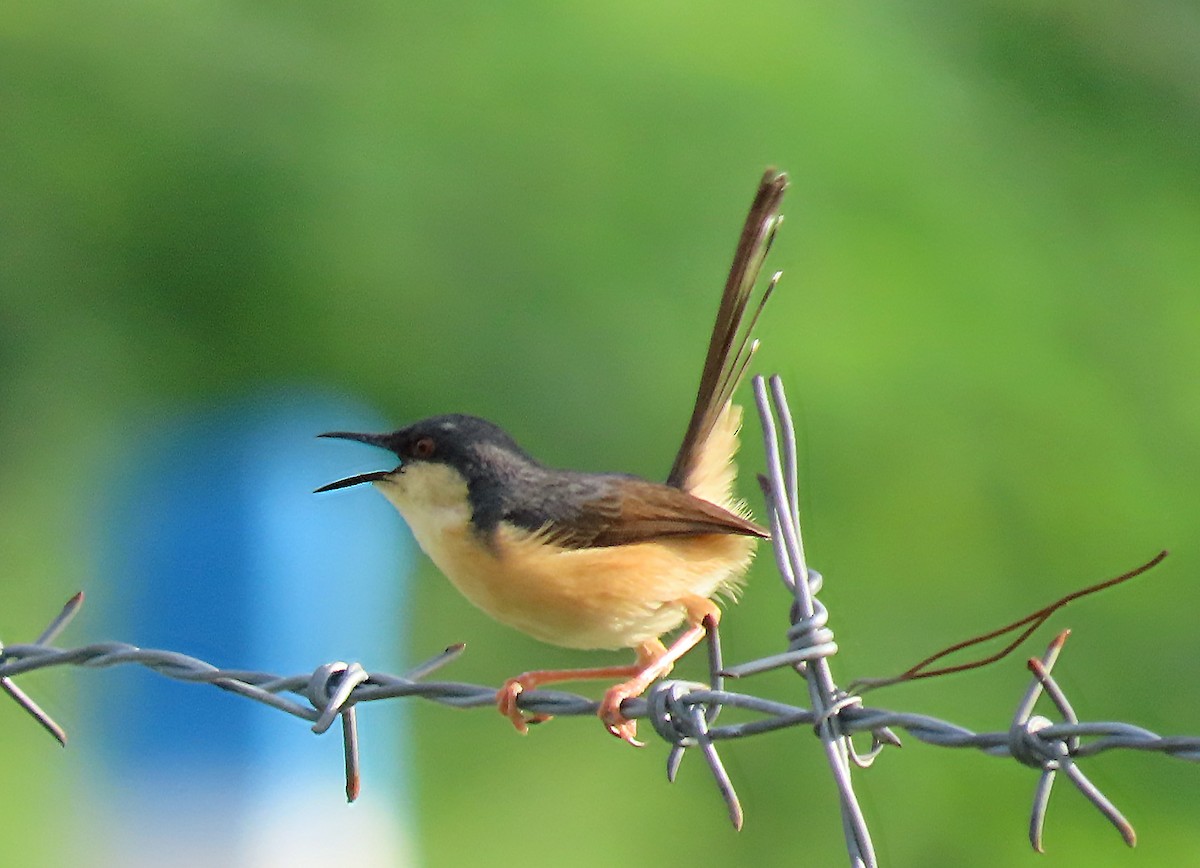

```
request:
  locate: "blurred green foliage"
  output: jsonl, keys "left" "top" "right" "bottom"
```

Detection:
{"left": 3, "top": 2, "right": 1199, "bottom": 865}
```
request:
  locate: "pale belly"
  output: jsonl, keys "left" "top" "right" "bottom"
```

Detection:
{"left": 435, "top": 522, "right": 754, "bottom": 649}
{"left": 375, "top": 466, "right": 756, "bottom": 650}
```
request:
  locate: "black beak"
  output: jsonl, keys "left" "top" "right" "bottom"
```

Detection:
{"left": 315, "top": 431, "right": 400, "bottom": 493}
{"left": 314, "top": 470, "right": 392, "bottom": 493}
{"left": 319, "top": 430, "right": 394, "bottom": 448}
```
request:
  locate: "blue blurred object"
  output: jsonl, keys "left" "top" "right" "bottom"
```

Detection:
{"left": 80, "top": 390, "right": 415, "bottom": 867}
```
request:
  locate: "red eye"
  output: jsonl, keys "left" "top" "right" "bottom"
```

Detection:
{"left": 412, "top": 437, "right": 435, "bottom": 459}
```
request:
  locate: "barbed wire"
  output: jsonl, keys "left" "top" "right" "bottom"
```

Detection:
{"left": 1, "top": 374, "right": 1196, "bottom": 865}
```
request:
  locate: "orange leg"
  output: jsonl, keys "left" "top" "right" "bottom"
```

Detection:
{"left": 497, "top": 661, "right": 648, "bottom": 734}
{"left": 496, "top": 596, "right": 720, "bottom": 745}
{"left": 599, "top": 595, "right": 720, "bottom": 745}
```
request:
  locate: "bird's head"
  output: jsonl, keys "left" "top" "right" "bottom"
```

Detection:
{"left": 315, "top": 413, "right": 533, "bottom": 501}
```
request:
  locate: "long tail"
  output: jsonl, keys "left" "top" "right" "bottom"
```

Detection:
{"left": 667, "top": 169, "right": 788, "bottom": 492}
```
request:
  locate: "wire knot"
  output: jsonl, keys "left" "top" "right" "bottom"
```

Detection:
{"left": 647, "top": 680, "right": 709, "bottom": 747}
{"left": 812, "top": 690, "right": 863, "bottom": 735}
{"left": 1008, "top": 714, "right": 1062, "bottom": 768}
{"left": 306, "top": 661, "right": 369, "bottom": 734}
{"left": 720, "top": 570, "right": 839, "bottom": 680}
{"left": 787, "top": 569, "right": 837, "bottom": 663}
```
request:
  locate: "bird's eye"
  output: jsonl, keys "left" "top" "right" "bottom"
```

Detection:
{"left": 412, "top": 436, "right": 436, "bottom": 459}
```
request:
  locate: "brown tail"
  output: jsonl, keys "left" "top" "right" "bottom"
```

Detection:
{"left": 667, "top": 169, "right": 788, "bottom": 491}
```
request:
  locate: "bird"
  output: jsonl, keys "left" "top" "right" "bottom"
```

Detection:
{"left": 316, "top": 169, "right": 787, "bottom": 744}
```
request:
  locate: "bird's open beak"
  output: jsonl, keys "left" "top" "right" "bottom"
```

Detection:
{"left": 315, "top": 431, "right": 400, "bottom": 493}
{"left": 314, "top": 469, "right": 392, "bottom": 493}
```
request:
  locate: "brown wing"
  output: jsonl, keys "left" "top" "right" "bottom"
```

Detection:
{"left": 667, "top": 169, "right": 788, "bottom": 490}
{"left": 541, "top": 478, "right": 769, "bottom": 550}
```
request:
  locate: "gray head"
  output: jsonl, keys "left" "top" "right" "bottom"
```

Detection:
{"left": 316, "top": 412, "right": 625, "bottom": 542}
{"left": 315, "top": 414, "right": 537, "bottom": 493}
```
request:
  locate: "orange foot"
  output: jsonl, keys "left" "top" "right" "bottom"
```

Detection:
{"left": 492, "top": 597, "right": 718, "bottom": 745}
{"left": 496, "top": 676, "right": 552, "bottom": 734}
{"left": 598, "top": 596, "right": 721, "bottom": 747}
{"left": 494, "top": 663, "right": 650, "bottom": 737}
{"left": 599, "top": 681, "right": 645, "bottom": 747}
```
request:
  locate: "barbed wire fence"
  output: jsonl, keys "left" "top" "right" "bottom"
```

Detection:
{"left": 2, "top": 374, "right": 1197, "bottom": 866}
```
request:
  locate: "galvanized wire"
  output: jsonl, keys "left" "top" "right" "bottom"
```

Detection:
{"left": 2, "top": 374, "right": 1196, "bottom": 863}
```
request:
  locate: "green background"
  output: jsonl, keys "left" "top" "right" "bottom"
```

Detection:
{"left": 3, "top": 2, "right": 1198, "bottom": 865}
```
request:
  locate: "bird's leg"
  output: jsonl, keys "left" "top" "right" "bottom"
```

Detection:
{"left": 497, "top": 662, "right": 648, "bottom": 734}
{"left": 600, "top": 595, "right": 720, "bottom": 745}
{"left": 496, "top": 596, "right": 719, "bottom": 744}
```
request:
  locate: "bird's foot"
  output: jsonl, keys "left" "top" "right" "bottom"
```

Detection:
{"left": 496, "top": 677, "right": 552, "bottom": 734}
{"left": 599, "top": 682, "right": 645, "bottom": 747}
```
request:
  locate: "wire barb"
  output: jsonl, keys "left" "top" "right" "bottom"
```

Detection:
{"left": 1013, "top": 631, "right": 1137, "bottom": 851}
{"left": 0, "top": 590, "right": 84, "bottom": 746}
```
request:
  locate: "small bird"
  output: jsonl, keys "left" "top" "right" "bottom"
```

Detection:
{"left": 317, "top": 169, "right": 787, "bottom": 744}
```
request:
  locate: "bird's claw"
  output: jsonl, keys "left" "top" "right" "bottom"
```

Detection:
{"left": 600, "top": 684, "right": 645, "bottom": 747}
{"left": 498, "top": 674, "right": 646, "bottom": 746}
{"left": 496, "top": 678, "right": 552, "bottom": 734}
